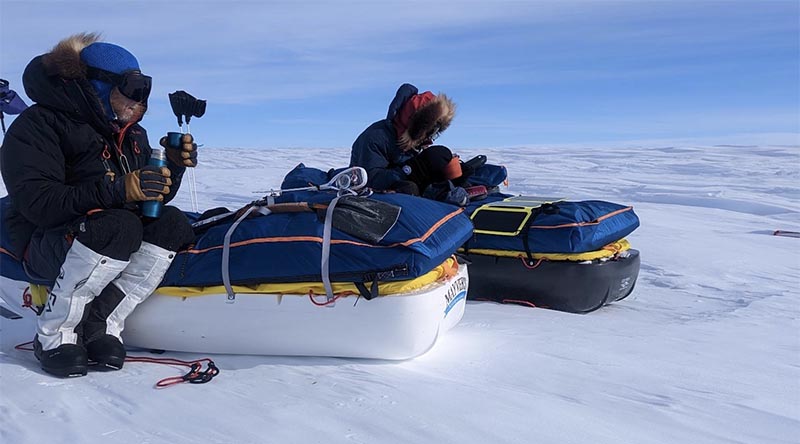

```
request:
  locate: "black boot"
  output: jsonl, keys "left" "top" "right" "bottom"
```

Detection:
{"left": 86, "top": 334, "right": 126, "bottom": 369}
{"left": 84, "top": 284, "right": 128, "bottom": 370}
{"left": 34, "top": 240, "right": 130, "bottom": 378}
{"left": 84, "top": 242, "right": 177, "bottom": 371}
{"left": 34, "top": 335, "right": 88, "bottom": 378}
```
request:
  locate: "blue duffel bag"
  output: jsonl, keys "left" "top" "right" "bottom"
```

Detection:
{"left": 465, "top": 196, "right": 640, "bottom": 254}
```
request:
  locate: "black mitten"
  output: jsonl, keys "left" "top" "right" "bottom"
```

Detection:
{"left": 403, "top": 145, "right": 457, "bottom": 190}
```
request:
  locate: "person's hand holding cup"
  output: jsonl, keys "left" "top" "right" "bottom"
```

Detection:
{"left": 161, "top": 132, "right": 198, "bottom": 168}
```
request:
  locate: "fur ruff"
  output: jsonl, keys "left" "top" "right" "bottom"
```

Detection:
{"left": 42, "top": 32, "right": 101, "bottom": 79}
{"left": 110, "top": 88, "right": 146, "bottom": 123}
{"left": 398, "top": 94, "right": 456, "bottom": 152}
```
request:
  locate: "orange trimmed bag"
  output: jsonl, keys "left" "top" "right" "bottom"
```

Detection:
{"left": 467, "top": 198, "right": 640, "bottom": 254}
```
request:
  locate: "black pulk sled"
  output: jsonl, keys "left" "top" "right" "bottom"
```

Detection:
{"left": 464, "top": 250, "right": 640, "bottom": 313}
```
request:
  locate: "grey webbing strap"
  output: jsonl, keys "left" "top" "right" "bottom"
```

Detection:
{"left": 321, "top": 195, "right": 342, "bottom": 303}
{"left": 222, "top": 206, "right": 260, "bottom": 302}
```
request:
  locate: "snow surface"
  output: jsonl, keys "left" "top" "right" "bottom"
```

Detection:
{"left": 1, "top": 144, "right": 798, "bottom": 444}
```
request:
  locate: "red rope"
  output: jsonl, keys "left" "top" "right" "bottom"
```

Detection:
{"left": 501, "top": 299, "right": 539, "bottom": 308}
{"left": 307, "top": 290, "right": 343, "bottom": 306}
{"left": 12, "top": 340, "right": 219, "bottom": 387}
{"left": 125, "top": 355, "right": 219, "bottom": 388}
{"left": 520, "top": 256, "right": 545, "bottom": 269}
{"left": 14, "top": 340, "right": 33, "bottom": 351}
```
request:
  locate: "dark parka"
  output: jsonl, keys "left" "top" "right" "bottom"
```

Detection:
{"left": 0, "top": 36, "right": 184, "bottom": 258}
{"left": 350, "top": 83, "right": 456, "bottom": 191}
{"left": 349, "top": 84, "right": 418, "bottom": 190}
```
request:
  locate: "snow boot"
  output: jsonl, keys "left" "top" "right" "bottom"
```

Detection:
{"left": 34, "top": 335, "right": 88, "bottom": 378}
{"left": 35, "top": 240, "right": 129, "bottom": 377}
{"left": 84, "top": 242, "right": 176, "bottom": 369}
{"left": 85, "top": 329, "right": 126, "bottom": 369}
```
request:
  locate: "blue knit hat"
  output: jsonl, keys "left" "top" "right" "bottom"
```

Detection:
{"left": 80, "top": 42, "right": 140, "bottom": 120}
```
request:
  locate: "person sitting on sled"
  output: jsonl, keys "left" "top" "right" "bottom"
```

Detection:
{"left": 0, "top": 33, "right": 198, "bottom": 377}
{"left": 350, "top": 83, "right": 470, "bottom": 204}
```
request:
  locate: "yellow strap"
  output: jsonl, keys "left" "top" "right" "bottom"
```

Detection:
{"left": 156, "top": 256, "right": 458, "bottom": 298}
{"left": 461, "top": 239, "right": 630, "bottom": 261}
{"left": 470, "top": 197, "right": 565, "bottom": 236}
{"left": 470, "top": 205, "right": 534, "bottom": 236}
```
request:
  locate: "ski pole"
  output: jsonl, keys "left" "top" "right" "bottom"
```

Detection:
{"left": 186, "top": 122, "right": 199, "bottom": 212}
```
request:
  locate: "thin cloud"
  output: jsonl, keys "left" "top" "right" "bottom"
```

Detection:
{"left": 1, "top": 1, "right": 797, "bottom": 148}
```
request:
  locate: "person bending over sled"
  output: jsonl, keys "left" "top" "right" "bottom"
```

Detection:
{"left": 0, "top": 34, "right": 197, "bottom": 377}
{"left": 350, "top": 83, "right": 474, "bottom": 206}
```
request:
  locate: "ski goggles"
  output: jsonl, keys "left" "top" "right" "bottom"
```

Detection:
{"left": 425, "top": 124, "right": 443, "bottom": 144}
{"left": 86, "top": 67, "right": 152, "bottom": 103}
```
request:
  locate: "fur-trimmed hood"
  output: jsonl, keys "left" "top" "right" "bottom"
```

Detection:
{"left": 42, "top": 33, "right": 100, "bottom": 80}
{"left": 22, "top": 33, "right": 111, "bottom": 131}
{"left": 395, "top": 93, "right": 456, "bottom": 152}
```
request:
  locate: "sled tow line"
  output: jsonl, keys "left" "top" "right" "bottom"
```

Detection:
{"left": 13, "top": 341, "right": 220, "bottom": 388}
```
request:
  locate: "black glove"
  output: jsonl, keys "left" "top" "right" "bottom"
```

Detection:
{"left": 403, "top": 145, "right": 462, "bottom": 190}
{"left": 116, "top": 165, "right": 172, "bottom": 202}
{"left": 160, "top": 133, "right": 198, "bottom": 168}
{"left": 389, "top": 180, "right": 421, "bottom": 196}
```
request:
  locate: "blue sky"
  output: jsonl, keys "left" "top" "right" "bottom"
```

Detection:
{"left": 1, "top": 1, "right": 798, "bottom": 149}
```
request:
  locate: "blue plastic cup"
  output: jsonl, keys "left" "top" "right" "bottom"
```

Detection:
{"left": 167, "top": 131, "right": 183, "bottom": 148}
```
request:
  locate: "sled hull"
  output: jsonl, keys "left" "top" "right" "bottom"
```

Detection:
{"left": 465, "top": 250, "right": 639, "bottom": 313}
{"left": 122, "top": 265, "right": 468, "bottom": 360}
